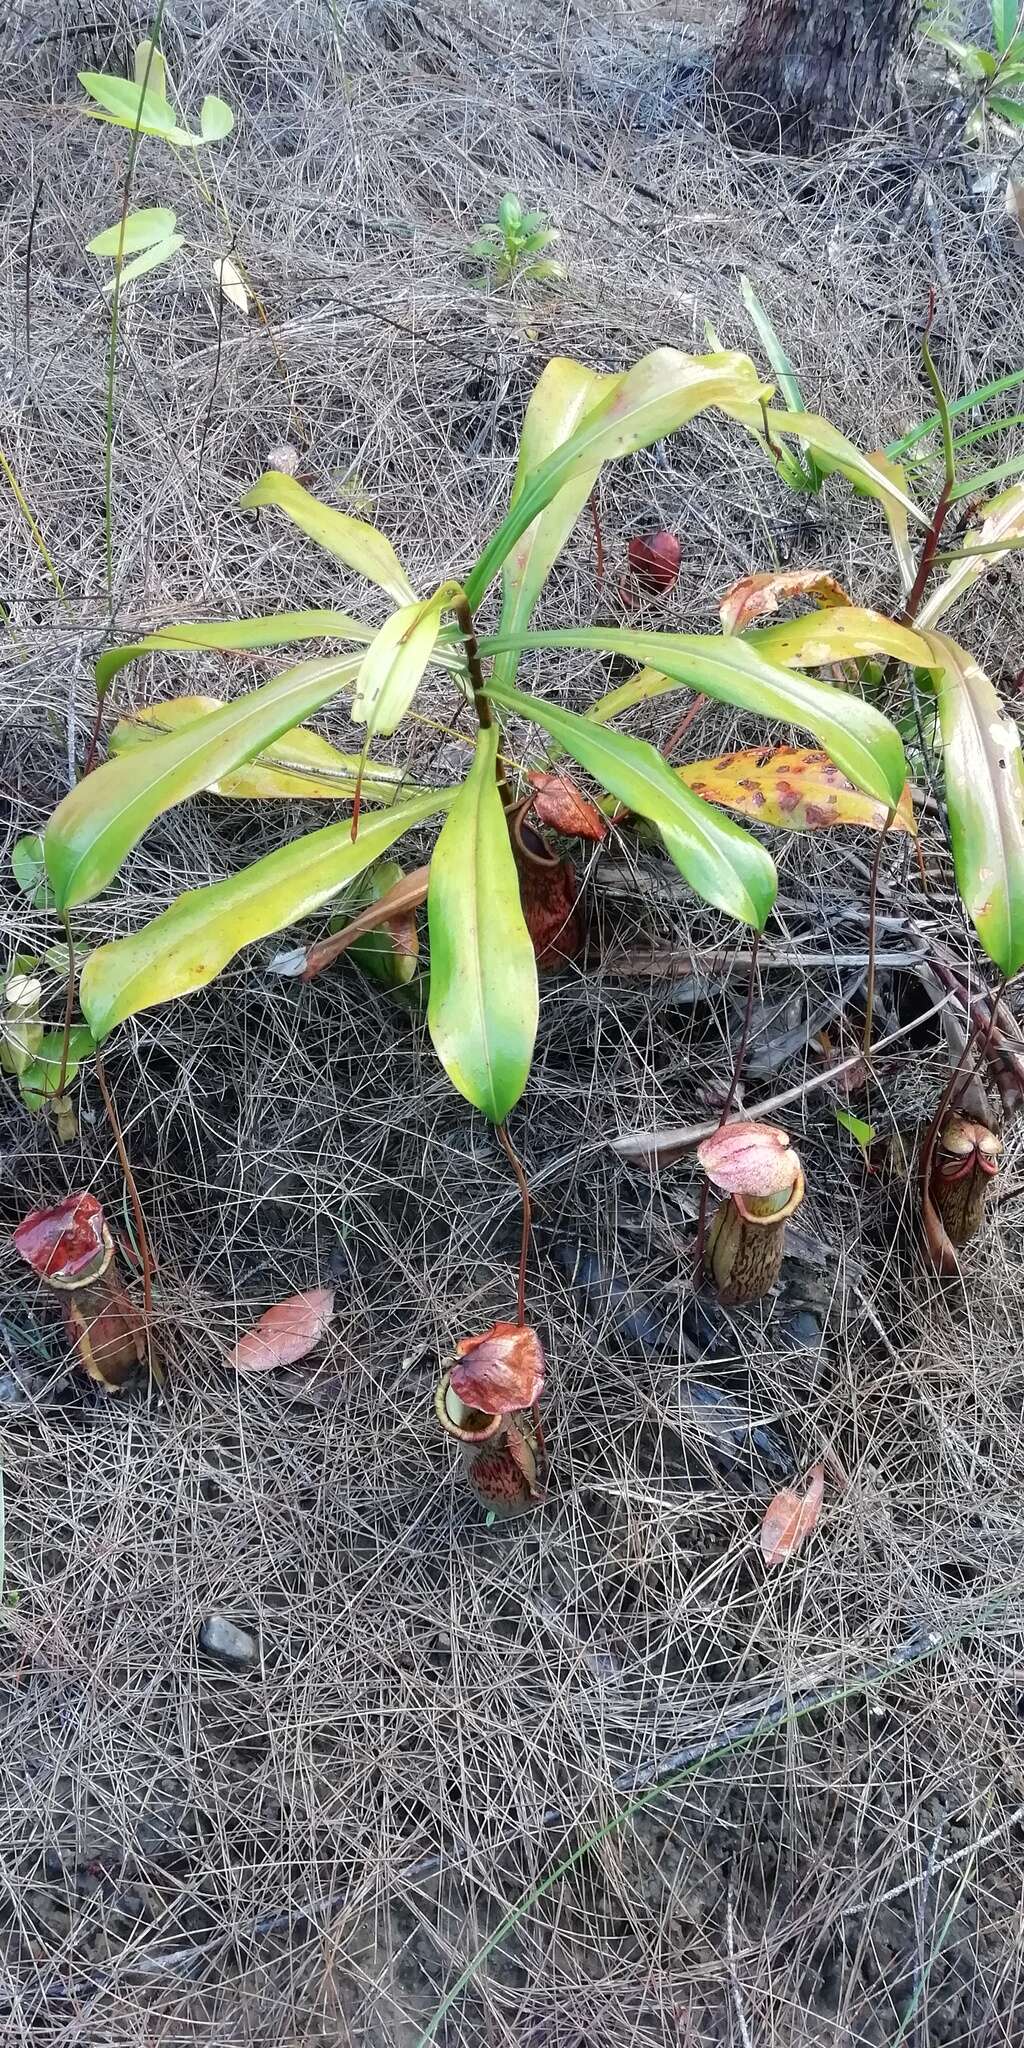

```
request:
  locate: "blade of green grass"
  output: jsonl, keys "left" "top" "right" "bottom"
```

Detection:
{"left": 886, "top": 366, "right": 1024, "bottom": 459}
{"left": 410, "top": 1623, "right": 967, "bottom": 2048}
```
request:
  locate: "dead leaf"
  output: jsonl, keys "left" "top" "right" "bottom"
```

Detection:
{"left": 528, "top": 770, "right": 607, "bottom": 842}
{"left": 678, "top": 745, "right": 915, "bottom": 836}
{"left": 230, "top": 1288, "right": 336, "bottom": 1370}
{"left": 213, "top": 254, "right": 250, "bottom": 315}
{"left": 297, "top": 866, "right": 430, "bottom": 982}
{"left": 1007, "top": 178, "right": 1024, "bottom": 238}
{"left": 760, "top": 1463, "right": 825, "bottom": 1564}
{"left": 719, "top": 568, "right": 851, "bottom": 635}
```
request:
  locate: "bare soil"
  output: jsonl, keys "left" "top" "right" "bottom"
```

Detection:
{"left": 3, "top": 3, "right": 1024, "bottom": 2043}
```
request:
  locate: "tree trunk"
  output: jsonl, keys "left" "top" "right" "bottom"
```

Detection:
{"left": 715, "top": 0, "right": 918, "bottom": 151}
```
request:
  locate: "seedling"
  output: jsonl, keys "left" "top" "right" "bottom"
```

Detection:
{"left": 924, "top": 0, "right": 1024, "bottom": 136}
{"left": 466, "top": 192, "right": 564, "bottom": 290}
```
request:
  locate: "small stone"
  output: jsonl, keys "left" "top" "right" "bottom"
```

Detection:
{"left": 265, "top": 441, "right": 300, "bottom": 475}
{"left": 198, "top": 1615, "right": 257, "bottom": 1671}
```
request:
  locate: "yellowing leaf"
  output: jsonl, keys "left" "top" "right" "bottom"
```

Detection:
{"left": 133, "top": 39, "right": 168, "bottom": 101}
{"left": 46, "top": 650, "right": 366, "bottom": 909}
{"left": 678, "top": 745, "right": 915, "bottom": 835}
{"left": 868, "top": 449, "right": 917, "bottom": 593}
{"left": 94, "top": 607, "right": 374, "bottom": 697}
{"left": 918, "top": 482, "right": 1024, "bottom": 626}
{"left": 494, "top": 356, "right": 618, "bottom": 687}
{"left": 745, "top": 606, "right": 929, "bottom": 671}
{"left": 719, "top": 568, "right": 851, "bottom": 634}
{"left": 86, "top": 207, "right": 177, "bottom": 256}
{"left": 79, "top": 790, "right": 452, "bottom": 1036}
{"left": 351, "top": 586, "right": 455, "bottom": 736}
{"left": 467, "top": 349, "right": 771, "bottom": 606}
{"left": 213, "top": 254, "right": 249, "bottom": 314}
{"left": 239, "top": 472, "right": 417, "bottom": 604}
{"left": 921, "top": 630, "right": 1024, "bottom": 975}
{"left": 108, "top": 695, "right": 412, "bottom": 803}
{"left": 765, "top": 409, "right": 928, "bottom": 526}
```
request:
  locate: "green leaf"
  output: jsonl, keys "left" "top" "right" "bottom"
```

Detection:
{"left": 764, "top": 410, "right": 928, "bottom": 527}
{"left": 886, "top": 366, "right": 1024, "bottom": 460}
{"left": 992, "top": 0, "right": 1019, "bottom": 53}
{"left": 100, "top": 234, "right": 184, "bottom": 290}
{"left": 78, "top": 69, "right": 179, "bottom": 135}
{"left": 482, "top": 626, "right": 908, "bottom": 808}
{"left": 498, "top": 193, "right": 523, "bottom": 235}
{"left": 45, "top": 649, "right": 365, "bottom": 910}
{"left": 950, "top": 451, "right": 1024, "bottom": 500}
{"left": 80, "top": 791, "right": 451, "bottom": 1038}
{"left": 351, "top": 585, "right": 455, "bottom": 736}
{"left": 18, "top": 1027, "right": 96, "bottom": 1107}
{"left": 493, "top": 356, "right": 618, "bottom": 689}
{"left": 86, "top": 207, "right": 178, "bottom": 255}
{"left": 94, "top": 607, "right": 374, "bottom": 697}
{"left": 78, "top": 68, "right": 212, "bottom": 146}
{"left": 426, "top": 725, "right": 538, "bottom": 1121}
{"left": 239, "top": 472, "right": 417, "bottom": 603}
{"left": 922, "top": 630, "right": 1024, "bottom": 975}
{"left": 924, "top": 28, "right": 990, "bottom": 73}
{"left": 11, "top": 833, "right": 55, "bottom": 908}
{"left": 835, "top": 1107, "right": 875, "bottom": 1148}
{"left": 918, "top": 481, "right": 1024, "bottom": 624}
{"left": 465, "top": 348, "right": 771, "bottom": 608}
{"left": 199, "top": 94, "right": 234, "bottom": 141}
{"left": 485, "top": 681, "right": 776, "bottom": 929}
{"left": 739, "top": 275, "right": 819, "bottom": 488}
{"left": 988, "top": 90, "right": 1024, "bottom": 122}
{"left": 108, "top": 694, "right": 415, "bottom": 802}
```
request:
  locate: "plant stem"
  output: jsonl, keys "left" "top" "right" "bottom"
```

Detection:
{"left": 56, "top": 915, "right": 76, "bottom": 1099}
{"left": 496, "top": 1119, "right": 545, "bottom": 1476}
{"left": 93, "top": 1049, "right": 160, "bottom": 1384}
{"left": 495, "top": 1121, "right": 532, "bottom": 1325}
{"left": 862, "top": 807, "right": 895, "bottom": 1056}
{"left": 80, "top": 687, "right": 107, "bottom": 777}
{"left": 454, "top": 592, "right": 513, "bottom": 808}
{"left": 103, "top": 5, "right": 168, "bottom": 613}
{"left": 588, "top": 487, "right": 605, "bottom": 581}
{"left": 898, "top": 306, "right": 957, "bottom": 627}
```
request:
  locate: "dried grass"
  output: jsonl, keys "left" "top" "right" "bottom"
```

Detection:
{"left": 3, "top": 1, "right": 1024, "bottom": 2042}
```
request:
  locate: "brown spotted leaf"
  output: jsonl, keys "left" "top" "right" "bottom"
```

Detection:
{"left": 719, "top": 569, "right": 851, "bottom": 635}
{"left": 760, "top": 1463, "right": 825, "bottom": 1564}
{"left": 678, "top": 745, "right": 915, "bottom": 835}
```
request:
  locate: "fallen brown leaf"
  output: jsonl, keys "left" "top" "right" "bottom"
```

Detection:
{"left": 231, "top": 1288, "right": 336, "bottom": 1371}
{"left": 760, "top": 1462, "right": 825, "bottom": 1564}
